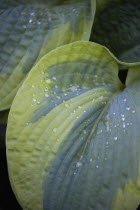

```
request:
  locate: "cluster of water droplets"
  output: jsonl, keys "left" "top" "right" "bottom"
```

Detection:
{"left": 20, "top": 7, "right": 52, "bottom": 31}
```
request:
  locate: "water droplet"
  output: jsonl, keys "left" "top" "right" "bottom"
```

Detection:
{"left": 114, "top": 136, "right": 118, "bottom": 141}
{"left": 124, "top": 98, "right": 127, "bottom": 102}
{"left": 37, "top": 101, "right": 40, "bottom": 104}
{"left": 122, "top": 123, "right": 126, "bottom": 128}
{"left": 64, "top": 93, "right": 67, "bottom": 96}
{"left": 53, "top": 128, "right": 57, "bottom": 133}
{"left": 46, "top": 79, "right": 51, "bottom": 84}
{"left": 132, "top": 110, "right": 135, "bottom": 113}
{"left": 78, "top": 105, "right": 82, "bottom": 109}
{"left": 70, "top": 86, "right": 77, "bottom": 92}
{"left": 52, "top": 77, "right": 56, "bottom": 80}
{"left": 33, "top": 98, "right": 36, "bottom": 102}
{"left": 126, "top": 107, "right": 130, "bottom": 111}
{"left": 113, "top": 112, "right": 116, "bottom": 115}
{"left": 106, "top": 141, "right": 109, "bottom": 145}
{"left": 30, "top": 12, "right": 35, "bottom": 16}
{"left": 96, "top": 165, "right": 99, "bottom": 168}
{"left": 90, "top": 158, "right": 93, "bottom": 162}
{"left": 37, "top": 21, "right": 41, "bottom": 25}
{"left": 29, "top": 19, "right": 33, "bottom": 23}
{"left": 32, "top": 85, "right": 35, "bottom": 88}
{"left": 45, "top": 94, "right": 49, "bottom": 97}
{"left": 122, "top": 117, "right": 125, "bottom": 121}
{"left": 76, "top": 162, "right": 82, "bottom": 168}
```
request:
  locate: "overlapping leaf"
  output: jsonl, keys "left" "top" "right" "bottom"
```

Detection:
{"left": 6, "top": 41, "right": 140, "bottom": 210}
{"left": 91, "top": 0, "right": 140, "bottom": 63}
{"left": 0, "top": 0, "right": 95, "bottom": 110}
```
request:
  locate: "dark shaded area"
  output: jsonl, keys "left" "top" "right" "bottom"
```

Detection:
{"left": 0, "top": 122, "right": 22, "bottom": 210}
{"left": 118, "top": 69, "right": 128, "bottom": 85}
{"left": 90, "top": 0, "right": 140, "bottom": 63}
{"left": 136, "top": 205, "right": 140, "bottom": 210}
{"left": 0, "top": 147, "right": 22, "bottom": 210}
{"left": 0, "top": 124, "right": 7, "bottom": 148}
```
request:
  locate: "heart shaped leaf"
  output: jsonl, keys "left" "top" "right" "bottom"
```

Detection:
{"left": 6, "top": 41, "right": 140, "bottom": 210}
{"left": 0, "top": 0, "right": 95, "bottom": 111}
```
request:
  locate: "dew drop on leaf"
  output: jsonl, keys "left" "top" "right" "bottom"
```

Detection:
{"left": 46, "top": 79, "right": 51, "bottom": 84}
{"left": 76, "top": 162, "right": 82, "bottom": 168}
{"left": 29, "top": 19, "right": 33, "bottom": 23}
{"left": 53, "top": 128, "right": 57, "bottom": 133}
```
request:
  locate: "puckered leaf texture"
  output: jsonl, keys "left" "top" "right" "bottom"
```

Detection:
{"left": 6, "top": 41, "right": 140, "bottom": 210}
{"left": 0, "top": 0, "right": 95, "bottom": 110}
{"left": 91, "top": 0, "right": 140, "bottom": 63}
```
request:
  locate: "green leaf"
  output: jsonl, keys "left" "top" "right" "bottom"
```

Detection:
{"left": 0, "top": 0, "right": 95, "bottom": 111}
{"left": 6, "top": 41, "right": 140, "bottom": 210}
{"left": 91, "top": 0, "right": 140, "bottom": 63}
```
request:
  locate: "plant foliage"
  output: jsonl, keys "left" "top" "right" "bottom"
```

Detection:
{"left": 0, "top": 0, "right": 140, "bottom": 210}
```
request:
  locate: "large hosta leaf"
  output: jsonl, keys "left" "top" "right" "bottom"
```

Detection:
{"left": 91, "top": 0, "right": 140, "bottom": 63}
{"left": 0, "top": 0, "right": 95, "bottom": 111}
{"left": 6, "top": 41, "right": 140, "bottom": 210}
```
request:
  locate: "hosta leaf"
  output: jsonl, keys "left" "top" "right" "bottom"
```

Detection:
{"left": 6, "top": 41, "right": 140, "bottom": 210}
{"left": 0, "top": 0, "right": 95, "bottom": 111}
{"left": 91, "top": 0, "right": 140, "bottom": 63}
